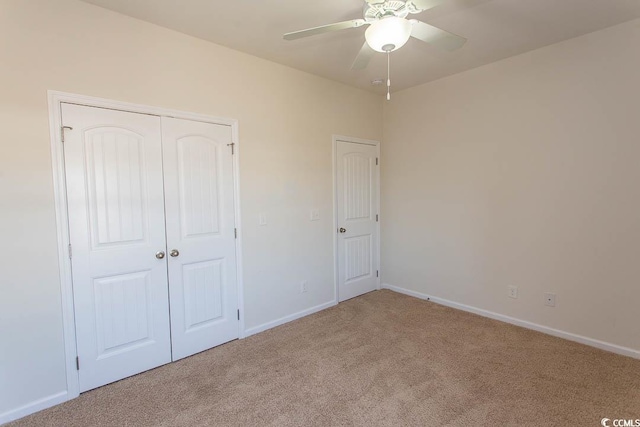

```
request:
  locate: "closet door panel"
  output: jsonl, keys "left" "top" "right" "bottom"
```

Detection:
{"left": 62, "top": 103, "right": 171, "bottom": 392}
{"left": 162, "top": 117, "right": 239, "bottom": 360}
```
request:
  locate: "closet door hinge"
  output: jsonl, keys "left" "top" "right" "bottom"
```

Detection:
{"left": 227, "top": 143, "right": 235, "bottom": 155}
{"left": 234, "top": 228, "right": 237, "bottom": 239}
{"left": 61, "top": 126, "right": 73, "bottom": 143}
{"left": 68, "top": 244, "right": 72, "bottom": 259}
{"left": 237, "top": 309, "right": 240, "bottom": 320}
{"left": 376, "top": 270, "right": 379, "bottom": 278}
{"left": 376, "top": 157, "right": 378, "bottom": 166}
{"left": 376, "top": 214, "right": 379, "bottom": 222}
{"left": 76, "top": 356, "right": 80, "bottom": 370}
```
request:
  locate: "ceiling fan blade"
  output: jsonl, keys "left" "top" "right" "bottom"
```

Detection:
{"left": 410, "top": 20, "right": 467, "bottom": 51}
{"left": 407, "top": 0, "right": 448, "bottom": 12}
{"left": 351, "top": 42, "right": 375, "bottom": 70}
{"left": 283, "top": 19, "right": 367, "bottom": 41}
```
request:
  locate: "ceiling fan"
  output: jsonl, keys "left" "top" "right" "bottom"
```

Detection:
{"left": 283, "top": 0, "right": 467, "bottom": 98}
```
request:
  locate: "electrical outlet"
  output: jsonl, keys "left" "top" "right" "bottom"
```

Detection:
{"left": 300, "top": 281, "right": 308, "bottom": 293}
{"left": 508, "top": 286, "right": 518, "bottom": 299}
{"left": 544, "top": 293, "right": 556, "bottom": 307}
{"left": 259, "top": 213, "right": 267, "bottom": 226}
{"left": 310, "top": 209, "right": 320, "bottom": 221}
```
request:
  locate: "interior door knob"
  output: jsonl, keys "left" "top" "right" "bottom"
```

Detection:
{"left": 155, "top": 251, "right": 166, "bottom": 259}
{"left": 339, "top": 228, "right": 346, "bottom": 233}
{"left": 170, "top": 249, "right": 180, "bottom": 257}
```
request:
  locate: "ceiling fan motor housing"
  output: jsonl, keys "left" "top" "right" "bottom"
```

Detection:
{"left": 364, "top": 0, "right": 417, "bottom": 22}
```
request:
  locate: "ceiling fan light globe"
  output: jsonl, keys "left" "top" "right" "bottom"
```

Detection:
{"left": 365, "top": 17, "right": 412, "bottom": 53}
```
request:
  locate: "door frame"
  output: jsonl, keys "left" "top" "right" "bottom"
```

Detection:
{"left": 332, "top": 135, "right": 381, "bottom": 304}
{"left": 48, "top": 90, "right": 245, "bottom": 401}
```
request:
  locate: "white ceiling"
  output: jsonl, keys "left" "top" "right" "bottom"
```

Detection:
{"left": 80, "top": 0, "right": 640, "bottom": 93}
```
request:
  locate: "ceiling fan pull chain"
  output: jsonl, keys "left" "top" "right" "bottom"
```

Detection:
{"left": 387, "top": 51, "right": 391, "bottom": 101}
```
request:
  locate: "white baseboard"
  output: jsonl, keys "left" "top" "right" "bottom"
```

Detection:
{"left": 244, "top": 300, "right": 337, "bottom": 338}
{"left": 382, "top": 284, "right": 640, "bottom": 360}
{"left": 0, "top": 390, "right": 71, "bottom": 425}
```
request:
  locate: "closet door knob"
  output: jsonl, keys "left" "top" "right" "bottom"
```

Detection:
{"left": 339, "top": 228, "right": 346, "bottom": 233}
{"left": 155, "top": 251, "right": 166, "bottom": 259}
{"left": 170, "top": 249, "right": 180, "bottom": 257}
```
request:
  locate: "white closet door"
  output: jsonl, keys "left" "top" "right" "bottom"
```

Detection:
{"left": 162, "top": 117, "right": 239, "bottom": 361}
{"left": 336, "top": 140, "right": 379, "bottom": 302}
{"left": 62, "top": 103, "right": 172, "bottom": 392}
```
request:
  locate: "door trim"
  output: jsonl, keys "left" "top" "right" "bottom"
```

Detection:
{"left": 47, "top": 90, "right": 245, "bottom": 403}
{"left": 332, "top": 135, "right": 381, "bottom": 304}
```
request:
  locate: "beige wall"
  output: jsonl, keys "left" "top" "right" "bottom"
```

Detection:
{"left": 382, "top": 19, "right": 640, "bottom": 353}
{"left": 0, "top": 0, "right": 382, "bottom": 416}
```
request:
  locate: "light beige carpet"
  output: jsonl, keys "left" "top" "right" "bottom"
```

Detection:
{"left": 10, "top": 290, "right": 640, "bottom": 426}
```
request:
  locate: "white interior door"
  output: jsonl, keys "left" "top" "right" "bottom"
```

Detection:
{"left": 62, "top": 103, "right": 172, "bottom": 392}
{"left": 336, "top": 139, "right": 380, "bottom": 302}
{"left": 162, "top": 117, "right": 239, "bottom": 361}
